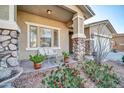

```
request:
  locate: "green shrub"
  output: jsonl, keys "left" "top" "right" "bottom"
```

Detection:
{"left": 29, "top": 54, "right": 46, "bottom": 63}
{"left": 122, "top": 55, "right": 124, "bottom": 62}
{"left": 42, "top": 64, "right": 85, "bottom": 88}
{"left": 83, "top": 61, "right": 119, "bottom": 88}
{"left": 62, "top": 51, "right": 70, "bottom": 58}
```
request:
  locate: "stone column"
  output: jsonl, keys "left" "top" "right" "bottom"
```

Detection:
{"left": 0, "top": 5, "right": 20, "bottom": 68}
{"left": 85, "top": 39, "right": 94, "bottom": 55}
{"left": 72, "top": 14, "right": 86, "bottom": 61}
{"left": 0, "top": 29, "right": 19, "bottom": 67}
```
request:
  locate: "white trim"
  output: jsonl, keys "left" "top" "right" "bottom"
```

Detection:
{"left": 119, "top": 43, "right": 124, "bottom": 46}
{"left": 72, "top": 15, "right": 84, "bottom": 21}
{"left": 83, "top": 5, "right": 95, "bottom": 16}
{"left": 72, "top": 33, "right": 86, "bottom": 38}
{"left": 26, "top": 48, "right": 38, "bottom": 51}
{"left": 9, "top": 5, "right": 15, "bottom": 22}
{"left": 0, "top": 19, "right": 21, "bottom": 32}
{"left": 26, "top": 47, "right": 61, "bottom": 51}
{"left": 93, "top": 32, "right": 112, "bottom": 38}
{"left": 25, "top": 22, "right": 60, "bottom": 31}
{"left": 26, "top": 22, "right": 61, "bottom": 50}
{"left": 27, "top": 24, "right": 30, "bottom": 48}
{"left": 55, "top": 30, "right": 60, "bottom": 48}
{"left": 85, "top": 38, "right": 94, "bottom": 41}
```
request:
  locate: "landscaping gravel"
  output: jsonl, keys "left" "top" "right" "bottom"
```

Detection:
{"left": 103, "top": 60, "right": 124, "bottom": 88}
{"left": 12, "top": 62, "right": 96, "bottom": 88}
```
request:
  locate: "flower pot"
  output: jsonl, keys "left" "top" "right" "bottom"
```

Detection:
{"left": 64, "top": 57, "right": 70, "bottom": 63}
{"left": 34, "top": 63, "right": 41, "bottom": 69}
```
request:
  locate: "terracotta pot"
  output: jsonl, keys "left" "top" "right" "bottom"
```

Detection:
{"left": 64, "top": 57, "right": 70, "bottom": 63}
{"left": 34, "top": 63, "right": 41, "bottom": 69}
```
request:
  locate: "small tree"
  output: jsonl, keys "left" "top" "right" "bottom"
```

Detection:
{"left": 92, "top": 22, "right": 111, "bottom": 64}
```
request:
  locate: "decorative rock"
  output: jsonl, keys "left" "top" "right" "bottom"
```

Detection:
{"left": 7, "top": 57, "right": 19, "bottom": 66}
{"left": 2, "top": 40, "right": 10, "bottom": 47}
{"left": 2, "top": 54, "right": 11, "bottom": 61}
{"left": 0, "top": 60, "right": 8, "bottom": 68}
{"left": 0, "top": 69, "right": 12, "bottom": 80}
{"left": 72, "top": 38, "right": 85, "bottom": 61}
{"left": 0, "top": 45, "right": 4, "bottom": 52}
{"left": 2, "top": 30, "right": 10, "bottom": 35}
{"left": 11, "top": 39, "right": 17, "bottom": 44}
{"left": 5, "top": 47, "right": 9, "bottom": 51}
{"left": 10, "top": 31, "right": 17, "bottom": 38}
{"left": 12, "top": 51, "right": 17, "bottom": 57}
{"left": 0, "top": 35, "right": 11, "bottom": 42}
{"left": 9, "top": 44, "right": 17, "bottom": 51}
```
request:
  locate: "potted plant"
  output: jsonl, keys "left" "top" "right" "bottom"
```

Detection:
{"left": 29, "top": 54, "right": 46, "bottom": 69}
{"left": 122, "top": 55, "right": 124, "bottom": 62}
{"left": 62, "top": 51, "right": 70, "bottom": 63}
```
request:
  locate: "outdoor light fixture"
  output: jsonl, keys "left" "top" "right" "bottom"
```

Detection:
{"left": 47, "top": 9, "right": 52, "bottom": 14}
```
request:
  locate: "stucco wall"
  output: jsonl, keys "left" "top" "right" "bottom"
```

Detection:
{"left": 91, "top": 24, "right": 112, "bottom": 52}
{"left": 84, "top": 27, "right": 90, "bottom": 38}
{"left": 85, "top": 24, "right": 113, "bottom": 55}
{"left": 0, "top": 5, "right": 9, "bottom": 20}
{"left": 90, "top": 24, "right": 112, "bottom": 36}
{"left": 17, "top": 11, "right": 69, "bottom": 60}
{"left": 113, "top": 36, "right": 124, "bottom": 51}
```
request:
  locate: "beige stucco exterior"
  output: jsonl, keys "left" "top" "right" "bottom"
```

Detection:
{"left": 0, "top": 5, "right": 9, "bottom": 20}
{"left": 90, "top": 24, "right": 112, "bottom": 36}
{"left": 17, "top": 11, "right": 69, "bottom": 60}
{"left": 84, "top": 20, "right": 116, "bottom": 55}
{"left": 0, "top": 5, "right": 95, "bottom": 61}
{"left": 113, "top": 34, "right": 124, "bottom": 51}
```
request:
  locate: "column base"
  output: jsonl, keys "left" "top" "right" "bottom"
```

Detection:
{"left": 72, "top": 37, "right": 85, "bottom": 61}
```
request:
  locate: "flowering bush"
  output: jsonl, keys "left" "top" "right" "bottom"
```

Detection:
{"left": 83, "top": 61, "right": 119, "bottom": 88}
{"left": 42, "top": 64, "right": 85, "bottom": 88}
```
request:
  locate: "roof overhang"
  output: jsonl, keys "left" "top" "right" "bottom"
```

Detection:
{"left": 113, "top": 34, "right": 124, "bottom": 37}
{"left": 78, "top": 5, "right": 95, "bottom": 19}
{"left": 85, "top": 20, "right": 117, "bottom": 34}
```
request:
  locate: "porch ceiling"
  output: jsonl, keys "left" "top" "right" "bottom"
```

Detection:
{"left": 17, "top": 5, "right": 74, "bottom": 23}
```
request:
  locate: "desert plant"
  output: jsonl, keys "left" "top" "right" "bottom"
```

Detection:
{"left": 83, "top": 61, "right": 119, "bottom": 88}
{"left": 29, "top": 54, "right": 46, "bottom": 63}
{"left": 62, "top": 51, "right": 70, "bottom": 58}
{"left": 122, "top": 55, "right": 124, "bottom": 62}
{"left": 42, "top": 64, "right": 85, "bottom": 88}
{"left": 112, "top": 49, "right": 117, "bottom": 53}
{"left": 91, "top": 22, "right": 111, "bottom": 64}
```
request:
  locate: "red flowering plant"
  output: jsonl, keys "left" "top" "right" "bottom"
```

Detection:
{"left": 42, "top": 64, "right": 85, "bottom": 88}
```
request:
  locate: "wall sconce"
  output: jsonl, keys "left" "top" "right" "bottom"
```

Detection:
{"left": 47, "top": 9, "right": 52, "bottom": 14}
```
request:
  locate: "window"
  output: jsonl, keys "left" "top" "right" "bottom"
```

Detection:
{"left": 27, "top": 22, "right": 60, "bottom": 49}
{"left": 53, "top": 30, "right": 58, "bottom": 47}
{"left": 29, "top": 25, "right": 38, "bottom": 48}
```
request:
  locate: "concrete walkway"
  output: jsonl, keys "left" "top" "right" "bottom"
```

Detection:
{"left": 19, "top": 58, "right": 77, "bottom": 73}
{"left": 106, "top": 52, "right": 124, "bottom": 62}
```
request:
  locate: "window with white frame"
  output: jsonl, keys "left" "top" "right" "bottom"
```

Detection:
{"left": 27, "top": 23, "right": 60, "bottom": 49}
{"left": 29, "top": 25, "right": 38, "bottom": 48}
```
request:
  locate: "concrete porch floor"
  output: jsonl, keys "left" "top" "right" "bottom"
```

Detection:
{"left": 19, "top": 57, "right": 77, "bottom": 73}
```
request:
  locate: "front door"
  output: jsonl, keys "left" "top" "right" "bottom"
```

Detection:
{"left": 69, "top": 32, "right": 73, "bottom": 54}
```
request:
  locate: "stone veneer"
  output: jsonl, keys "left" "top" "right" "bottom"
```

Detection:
{"left": 72, "top": 38, "right": 85, "bottom": 61}
{"left": 0, "top": 29, "right": 19, "bottom": 67}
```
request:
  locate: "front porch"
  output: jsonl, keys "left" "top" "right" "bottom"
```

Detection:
{"left": 0, "top": 5, "right": 95, "bottom": 88}
{"left": 17, "top": 5, "right": 92, "bottom": 61}
{"left": 19, "top": 56, "right": 77, "bottom": 73}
